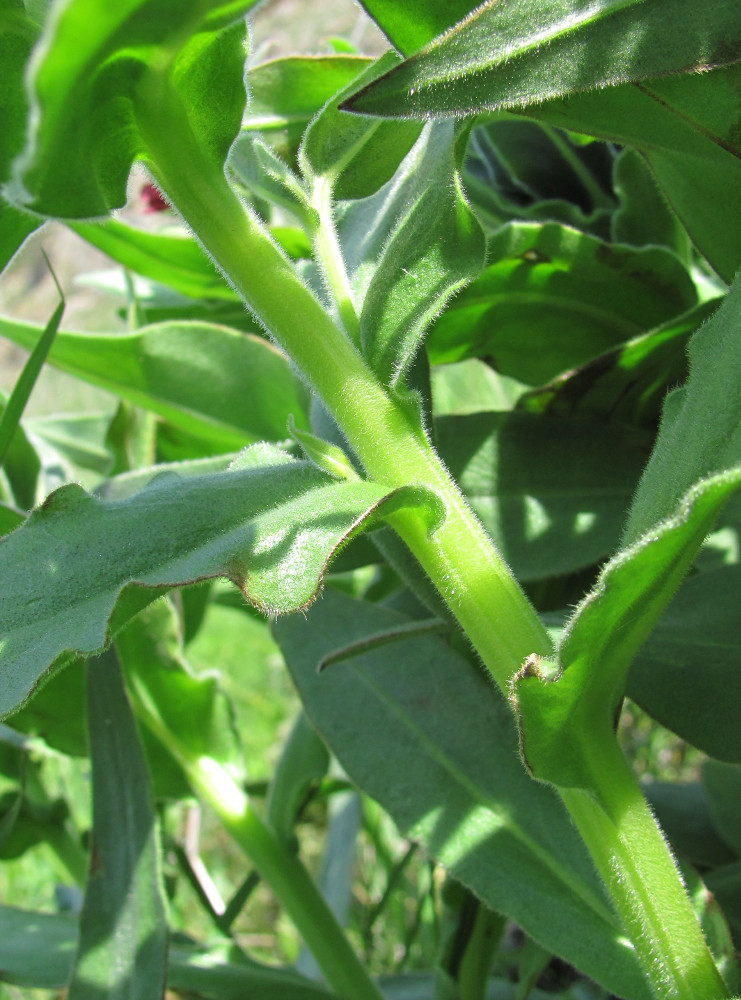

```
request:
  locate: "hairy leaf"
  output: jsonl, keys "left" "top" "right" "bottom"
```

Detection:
{"left": 300, "top": 52, "right": 423, "bottom": 200}
{"left": 426, "top": 222, "right": 697, "bottom": 385}
{"left": 67, "top": 649, "right": 167, "bottom": 1000}
{"left": 343, "top": 0, "right": 741, "bottom": 118}
{"left": 518, "top": 300, "right": 719, "bottom": 429}
{"left": 436, "top": 411, "right": 651, "bottom": 580}
{"left": 243, "top": 54, "right": 373, "bottom": 164}
{"left": 626, "top": 277, "right": 741, "bottom": 542}
{"left": 0, "top": 317, "right": 309, "bottom": 449}
{"left": 276, "top": 590, "right": 650, "bottom": 1000}
{"left": 628, "top": 567, "right": 741, "bottom": 763}
{"left": 336, "top": 122, "right": 485, "bottom": 391}
{"left": 515, "top": 67, "right": 741, "bottom": 281}
{"left": 0, "top": 443, "right": 441, "bottom": 718}
{"left": 513, "top": 466, "right": 741, "bottom": 791}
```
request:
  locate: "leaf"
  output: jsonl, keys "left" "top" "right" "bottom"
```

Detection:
{"left": 10, "top": 0, "right": 256, "bottom": 218}
{"left": 299, "top": 52, "right": 424, "bottom": 201}
{"left": 357, "top": 0, "right": 479, "bottom": 57}
{"left": 435, "top": 411, "right": 652, "bottom": 580}
{"left": 0, "top": 291, "right": 63, "bottom": 469}
{"left": 627, "top": 566, "right": 741, "bottom": 763}
{"left": 0, "top": 397, "right": 40, "bottom": 511}
{"left": 228, "top": 133, "right": 310, "bottom": 221}
{"left": 513, "top": 465, "right": 741, "bottom": 791}
{"left": 512, "top": 68, "right": 741, "bottom": 281}
{"left": 243, "top": 54, "right": 374, "bottom": 164}
{"left": 336, "top": 122, "right": 485, "bottom": 392}
{"left": 116, "top": 598, "right": 246, "bottom": 790}
{"left": 646, "top": 782, "right": 738, "bottom": 870}
{"left": 66, "top": 649, "right": 168, "bottom": 1000}
{"left": 342, "top": 0, "right": 741, "bottom": 118}
{"left": 626, "top": 277, "right": 741, "bottom": 543}
{"left": 275, "top": 590, "right": 651, "bottom": 1000}
{"left": 69, "top": 219, "right": 239, "bottom": 301}
{"left": 0, "top": 904, "right": 337, "bottom": 998}
{"left": 702, "top": 761, "right": 741, "bottom": 857}
{"left": 0, "top": 0, "right": 42, "bottom": 268}
{"left": 425, "top": 221, "right": 697, "bottom": 385}
{"left": 517, "top": 300, "right": 719, "bottom": 430}
{"left": 0, "top": 442, "right": 441, "bottom": 719}
{"left": 611, "top": 148, "right": 691, "bottom": 259}
{"left": 0, "top": 317, "right": 310, "bottom": 449}
{"left": 266, "top": 711, "right": 330, "bottom": 845}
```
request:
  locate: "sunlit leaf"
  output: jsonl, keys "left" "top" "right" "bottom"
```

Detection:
{"left": 0, "top": 442, "right": 441, "bottom": 718}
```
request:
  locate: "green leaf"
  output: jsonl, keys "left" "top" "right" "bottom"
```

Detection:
{"left": 436, "top": 411, "right": 651, "bottom": 580}
{"left": 357, "top": 0, "right": 479, "bottom": 57}
{"left": 275, "top": 590, "right": 651, "bottom": 1000}
{"left": 513, "top": 68, "right": 741, "bottom": 281}
{"left": 69, "top": 219, "right": 239, "bottom": 301}
{"left": 0, "top": 0, "right": 43, "bottom": 268}
{"left": 299, "top": 52, "right": 424, "bottom": 201}
{"left": 626, "top": 277, "right": 741, "bottom": 543}
{"left": 228, "top": 133, "right": 310, "bottom": 221}
{"left": 518, "top": 300, "right": 719, "bottom": 430}
{"left": 646, "top": 782, "right": 738, "bottom": 870}
{"left": 425, "top": 221, "right": 697, "bottom": 385}
{"left": 702, "top": 761, "right": 741, "bottom": 858}
{"left": 513, "top": 465, "right": 741, "bottom": 791}
{"left": 337, "top": 121, "right": 485, "bottom": 391}
{"left": 67, "top": 648, "right": 167, "bottom": 1000}
{"left": 266, "top": 711, "right": 330, "bottom": 845}
{"left": 627, "top": 567, "right": 741, "bottom": 763}
{"left": 342, "top": 0, "right": 741, "bottom": 118}
{"left": 0, "top": 292, "right": 63, "bottom": 471}
{"left": 0, "top": 317, "right": 310, "bottom": 449}
{"left": 243, "top": 54, "right": 374, "bottom": 164}
{"left": 0, "top": 396, "right": 41, "bottom": 511}
{"left": 0, "top": 442, "right": 441, "bottom": 719}
{"left": 0, "top": 904, "right": 337, "bottom": 998}
{"left": 116, "top": 598, "right": 246, "bottom": 789}
{"left": 10, "top": 0, "right": 255, "bottom": 217}
{"left": 611, "top": 148, "right": 691, "bottom": 259}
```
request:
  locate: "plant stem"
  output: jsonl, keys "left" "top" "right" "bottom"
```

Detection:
{"left": 136, "top": 91, "right": 728, "bottom": 998}
{"left": 561, "top": 742, "right": 731, "bottom": 1000}
{"left": 308, "top": 173, "right": 361, "bottom": 345}
{"left": 184, "top": 758, "right": 385, "bottom": 1000}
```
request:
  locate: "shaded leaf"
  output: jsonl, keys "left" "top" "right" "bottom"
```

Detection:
{"left": 436, "top": 411, "right": 651, "bottom": 580}
{"left": 343, "top": 0, "right": 741, "bottom": 118}
{"left": 0, "top": 316, "right": 310, "bottom": 449}
{"left": 627, "top": 566, "right": 741, "bottom": 762}
{"left": 300, "top": 52, "right": 423, "bottom": 201}
{"left": 276, "top": 590, "right": 650, "bottom": 1000}
{"left": 426, "top": 221, "right": 697, "bottom": 385}
{"left": 67, "top": 649, "right": 167, "bottom": 1000}
{"left": 611, "top": 147, "right": 691, "bottom": 259}
{"left": 228, "top": 133, "right": 310, "bottom": 220}
{"left": 703, "top": 761, "right": 741, "bottom": 857}
{"left": 0, "top": 442, "right": 441, "bottom": 718}
{"left": 335, "top": 122, "right": 485, "bottom": 391}
{"left": 0, "top": 904, "right": 336, "bottom": 998}
{"left": 266, "top": 710, "right": 330, "bottom": 845}
{"left": 626, "top": 277, "right": 741, "bottom": 543}
{"left": 514, "top": 68, "right": 741, "bottom": 281}
{"left": 518, "top": 300, "right": 719, "bottom": 430}
{"left": 645, "top": 782, "right": 738, "bottom": 870}
{"left": 514, "top": 466, "right": 741, "bottom": 791}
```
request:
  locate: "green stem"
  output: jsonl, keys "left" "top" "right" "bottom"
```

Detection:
{"left": 561, "top": 742, "right": 730, "bottom": 1000}
{"left": 308, "top": 173, "right": 361, "bottom": 345}
{"left": 184, "top": 758, "right": 385, "bottom": 1000}
{"left": 126, "top": 662, "right": 384, "bottom": 1000}
{"left": 135, "top": 89, "right": 727, "bottom": 999}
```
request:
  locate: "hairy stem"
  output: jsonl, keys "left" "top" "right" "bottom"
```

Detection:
{"left": 135, "top": 87, "right": 728, "bottom": 998}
